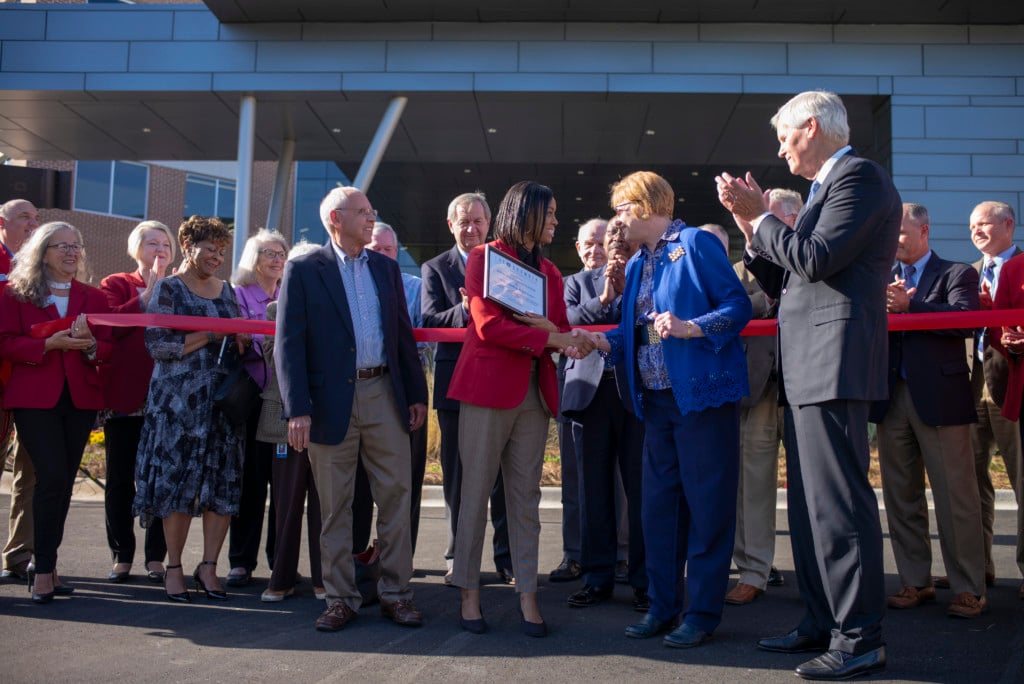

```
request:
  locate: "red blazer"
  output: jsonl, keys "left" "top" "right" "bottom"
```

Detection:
{"left": 0, "top": 281, "right": 111, "bottom": 410}
{"left": 98, "top": 271, "right": 153, "bottom": 413}
{"left": 448, "top": 239, "right": 570, "bottom": 413}
{"left": 991, "top": 253, "right": 1024, "bottom": 421}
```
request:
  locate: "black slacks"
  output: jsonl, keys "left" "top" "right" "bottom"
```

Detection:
{"left": 228, "top": 398, "right": 276, "bottom": 571}
{"left": 785, "top": 400, "right": 885, "bottom": 655}
{"left": 13, "top": 385, "right": 95, "bottom": 574}
{"left": 104, "top": 415, "right": 166, "bottom": 564}
{"left": 267, "top": 445, "right": 322, "bottom": 591}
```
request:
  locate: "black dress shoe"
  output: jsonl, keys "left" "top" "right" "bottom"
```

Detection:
{"left": 519, "top": 609, "right": 547, "bottom": 638}
{"left": 496, "top": 567, "right": 516, "bottom": 586}
{"left": 53, "top": 584, "right": 75, "bottom": 596}
{"left": 567, "top": 584, "right": 613, "bottom": 607}
{"left": 795, "top": 646, "right": 886, "bottom": 680}
{"left": 459, "top": 614, "right": 488, "bottom": 634}
{"left": 614, "top": 560, "right": 629, "bottom": 584}
{"left": 625, "top": 613, "right": 673, "bottom": 639}
{"left": 767, "top": 566, "right": 785, "bottom": 587}
{"left": 663, "top": 622, "right": 709, "bottom": 649}
{"left": 758, "top": 629, "right": 830, "bottom": 654}
{"left": 108, "top": 570, "right": 131, "bottom": 583}
{"left": 147, "top": 569, "right": 165, "bottom": 584}
{"left": 632, "top": 588, "right": 650, "bottom": 613}
{"left": 548, "top": 558, "right": 582, "bottom": 583}
{"left": 31, "top": 590, "right": 55, "bottom": 604}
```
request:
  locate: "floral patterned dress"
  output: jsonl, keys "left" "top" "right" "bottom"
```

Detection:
{"left": 133, "top": 275, "right": 244, "bottom": 527}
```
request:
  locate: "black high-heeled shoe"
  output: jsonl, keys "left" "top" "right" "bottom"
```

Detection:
{"left": 193, "top": 561, "right": 228, "bottom": 600}
{"left": 164, "top": 563, "right": 191, "bottom": 603}
{"left": 28, "top": 568, "right": 56, "bottom": 605}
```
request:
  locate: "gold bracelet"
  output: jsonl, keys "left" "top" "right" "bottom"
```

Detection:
{"left": 684, "top": 321, "right": 693, "bottom": 339}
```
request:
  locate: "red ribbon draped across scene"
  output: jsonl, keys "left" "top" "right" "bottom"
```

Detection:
{"left": 27, "top": 309, "right": 1024, "bottom": 343}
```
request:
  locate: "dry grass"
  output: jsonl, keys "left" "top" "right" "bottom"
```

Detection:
{"left": 52, "top": 373, "right": 1016, "bottom": 493}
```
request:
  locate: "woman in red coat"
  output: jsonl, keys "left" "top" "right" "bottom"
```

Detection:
{"left": 0, "top": 221, "right": 110, "bottom": 603}
{"left": 449, "top": 181, "right": 593, "bottom": 636}
{"left": 99, "top": 220, "right": 175, "bottom": 584}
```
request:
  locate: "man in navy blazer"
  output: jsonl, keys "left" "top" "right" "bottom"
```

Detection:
{"left": 277, "top": 186, "right": 428, "bottom": 632}
{"left": 718, "top": 90, "right": 901, "bottom": 680}
{"left": 420, "top": 192, "right": 513, "bottom": 586}
{"left": 561, "top": 223, "right": 647, "bottom": 611}
{"left": 869, "top": 202, "right": 986, "bottom": 618}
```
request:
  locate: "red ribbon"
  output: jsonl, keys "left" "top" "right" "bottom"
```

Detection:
{"left": 28, "top": 309, "right": 1024, "bottom": 343}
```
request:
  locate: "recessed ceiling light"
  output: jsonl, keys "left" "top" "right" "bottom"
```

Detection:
{"left": 487, "top": 128, "right": 498, "bottom": 134}
{"left": 645, "top": 129, "right": 656, "bottom": 136}
{"left": 142, "top": 127, "right": 151, "bottom": 133}
{"left": 575, "top": 196, "right": 582, "bottom": 201}
{"left": 574, "top": 218, "right": 581, "bottom": 223}
{"left": 690, "top": 171, "right": 699, "bottom": 177}
{"left": 576, "top": 170, "right": 585, "bottom": 175}
{"left": 463, "top": 168, "right": 472, "bottom": 174}
{"left": 331, "top": 127, "right": 341, "bottom": 133}
{"left": 678, "top": 198, "right": 686, "bottom": 203}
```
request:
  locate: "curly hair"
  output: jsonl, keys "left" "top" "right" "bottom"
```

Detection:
{"left": 7, "top": 221, "right": 89, "bottom": 308}
{"left": 178, "top": 215, "right": 233, "bottom": 251}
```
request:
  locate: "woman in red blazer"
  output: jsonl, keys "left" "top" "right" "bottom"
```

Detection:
{"left": 98, "top": 220, "right": 175, "bottom": 584}
{"left": 0, "top": 221, "right": 110, "bottom": 603}
{"left": 448, "top": 181, "right": 593, "bottom": 636}
{"left": 991, "top": 248, "right": 1024, "bottom": 422}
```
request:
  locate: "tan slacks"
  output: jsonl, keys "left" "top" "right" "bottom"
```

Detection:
{"left": 879, "top": 380, "right": 986, "bottom": 596}
{"left": 2, "top": 422, "right": 34, "bottom": 571}
{"left": 307, "top": 375, "right": 413, "bottom": 611}
{"left": 734, "top": 387, "right": 783, "bottom": 589}
{"left": 970, "top": 364, "right": 1024, "bottom": 577}
{"left": 452, "top": 371, "right": 549, "bottom": 593}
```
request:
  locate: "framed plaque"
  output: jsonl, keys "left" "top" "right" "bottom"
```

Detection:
{"left": 483, "top": 245, "right": 547, "bottom": 317}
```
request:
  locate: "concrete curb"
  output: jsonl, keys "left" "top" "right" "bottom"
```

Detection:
{"left": 2, "top": 471, "right": 1018, "bottom": 510}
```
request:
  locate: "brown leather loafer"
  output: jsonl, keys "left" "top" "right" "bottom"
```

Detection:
{"left": 947, "top": 592, "right": 986, "bottom": 618}
{"left": 887, "top": 585, "right": 936, "bottom": 609}
{"left": 381, "top": 598, "right": 423, "bottom": 627}
{"left": 315, "top": 601, "right": 357, "bottom": 631}
{"left": 724, "top": 582, "right": 763, "bottom": 605}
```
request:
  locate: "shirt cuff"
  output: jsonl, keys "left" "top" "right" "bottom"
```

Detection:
{"left": 751, "top": 212, "right": 772, "bottom": 233}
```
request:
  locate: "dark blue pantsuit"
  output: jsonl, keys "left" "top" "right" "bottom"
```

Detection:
{"left": 642, "top": 391, "right": 739, "bottom": 633}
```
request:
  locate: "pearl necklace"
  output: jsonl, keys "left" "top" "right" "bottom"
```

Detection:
{"left": 47, "top": 279, "right": 72, "bottom": 290}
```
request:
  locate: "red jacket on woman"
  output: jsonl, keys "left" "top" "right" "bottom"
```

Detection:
{"left": 0, "top": 281, "right": 111, "bottom": 410}
{"left": 447, "top": 239, "right": 570, "bottom": 414}
{"left": 991, "top": 253, "right": 1024, "bottom": 422}
{"left": 98, "top": 271, "right": 153, "bottom": 413}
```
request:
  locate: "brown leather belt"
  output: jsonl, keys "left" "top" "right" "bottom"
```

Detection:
{"left": 355, "top": 366, "right": 386, "bottom": 380}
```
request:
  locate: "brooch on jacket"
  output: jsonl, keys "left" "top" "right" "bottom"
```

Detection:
{"left": 668, "top": 246, "right": 686, "bottom": 262}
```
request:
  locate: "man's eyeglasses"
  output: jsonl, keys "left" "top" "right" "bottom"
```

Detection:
{"left": 47, "top": 242, "right": 83, "bottom": 254}
{"left": 259, "top": 249, "right": 287, "bottom": 260}
{"left": 336, "top": 207, "right": 378, "bottom": 219}
{"left": 614, "top": 201, "right": 635, "bottom": 216}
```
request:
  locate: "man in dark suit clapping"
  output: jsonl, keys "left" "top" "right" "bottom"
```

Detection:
{"left": 420, "top": 192, "right": 514, "bottom": 587}
{"left": 717, "top": 90, "right": 901, "bottom": 680}
{"left": 870, "top": 203, "right": 986, "bottom": 618}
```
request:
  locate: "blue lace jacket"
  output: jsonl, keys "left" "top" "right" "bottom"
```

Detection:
{"left": 606, "top": 224, "right": 752, "bottom": 418}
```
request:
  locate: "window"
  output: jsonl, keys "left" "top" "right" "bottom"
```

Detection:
{"left": 74, "top": 161, "right": 148, "bottom": 219}
{"left": 184, "top": 174, "right": 236, "bottom": 223}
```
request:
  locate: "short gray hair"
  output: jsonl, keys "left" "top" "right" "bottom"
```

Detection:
{"left": 903, "top": 202, "right": 929, "bottom": 226}
{"left": 372, "top": 221, "right": 399, "bottom": 244}
{"left": 577, "top": 218, "right": 608, "bottom": 243}
{"left": 768, "top": 188, "right": 804, "bottom": 216}
{"left": 771, "top": 90, "right": 850, "bottom": 146}
{"left": 288, "top": 240, "right": 320, "bottom": 260}
{"left": 319, "top": 186, "right": 362, "bottom": 231}
{"left": 447, "top": 192, "right": 491, "bottom": 223}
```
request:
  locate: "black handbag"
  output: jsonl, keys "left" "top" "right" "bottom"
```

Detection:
{"left": 213, "top": 337, "right": 261, "bottom": 436}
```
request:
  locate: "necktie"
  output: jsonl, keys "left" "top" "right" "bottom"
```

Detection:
{"left": 903, "top": 264, "right": 917, "bottom": 289}
{"left": 982, "top": 260, "right": 996, "bottom": 289}
{"left": 807, "top": 180, "right": 821, "bottom": 203}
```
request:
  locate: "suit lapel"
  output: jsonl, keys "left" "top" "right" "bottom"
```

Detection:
{"left": 913, "top": 252, "right": 939, "bottom": 301}
{"left": 316, "top": 244, "right": 355, "bottom": 338}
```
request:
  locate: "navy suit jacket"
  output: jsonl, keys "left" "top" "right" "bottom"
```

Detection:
{"left": 421, "top": 244, "right": 466, "bottom": 413}
{"left": 561, "top": 268, "right": 633, "bottom": 417}
{"left": 869, "top": 252, "right": 979, "bottom": 426}
{"left": 745, "top": 150, "right": 902, "bottom": 405}
{"left": 275, "top": 243, "right": 427, "bottom": 446}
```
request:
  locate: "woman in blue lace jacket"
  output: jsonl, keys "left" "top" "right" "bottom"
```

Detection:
{"left": 592, "top": 171, "right": 751, "bottom": 649}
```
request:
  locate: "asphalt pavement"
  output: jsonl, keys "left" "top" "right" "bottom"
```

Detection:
{"left": 1, "top": 484, "right": 1023, "bottom": 684}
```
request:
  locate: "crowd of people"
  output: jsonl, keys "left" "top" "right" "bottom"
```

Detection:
{"left": 1, "top": 89, "right": 1022, "bottom": 681}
